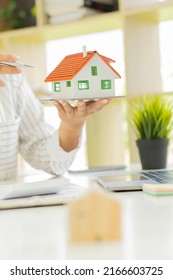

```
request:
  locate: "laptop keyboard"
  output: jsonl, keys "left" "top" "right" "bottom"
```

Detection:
{"left": 140, "top": 170, "right": 173, "bottom": 183}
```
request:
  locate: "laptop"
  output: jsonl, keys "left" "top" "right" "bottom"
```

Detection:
{"left": 97, "top": 169, "right": 173, "bottom": 191}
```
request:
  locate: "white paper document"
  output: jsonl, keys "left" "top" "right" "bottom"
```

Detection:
{"left": 0, "top": 176, "right": 85, "bottom": 210}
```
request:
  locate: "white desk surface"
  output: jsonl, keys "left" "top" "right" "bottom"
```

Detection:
{"left": 0, "top": 170, "right": 173, "bottom": 260}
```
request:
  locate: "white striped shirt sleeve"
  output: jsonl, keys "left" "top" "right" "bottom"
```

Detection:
{"left": 0, "top": 74, "right": 80, "bottom": 180}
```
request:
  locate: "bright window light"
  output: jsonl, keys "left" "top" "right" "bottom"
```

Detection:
{"left": 159, "top": 20, "right": 173, "bottom": 92}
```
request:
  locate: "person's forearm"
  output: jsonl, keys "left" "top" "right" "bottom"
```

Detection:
{"left": 58, "top": 122, "right": 84, "bottom": 152}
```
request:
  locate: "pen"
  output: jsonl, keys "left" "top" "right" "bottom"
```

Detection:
{"left": 0, "top": 61, "right": 34, "bottom": 68}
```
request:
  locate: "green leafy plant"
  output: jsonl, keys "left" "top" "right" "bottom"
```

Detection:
{"left": 0, "top": 1, "right": 28, "bottom": 29}
{"left": 0, "top": 0, "right": 36, "bottom": 29}
{"left": 130, "top": 94, "right": 173, "bottom": 139}
{"left": 0, "top": 1, "right": 16, "bottom": 21}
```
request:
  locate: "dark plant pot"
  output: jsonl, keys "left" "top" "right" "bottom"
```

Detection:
{"left": 136, "top": 138, "right": 169, "bottom": 170}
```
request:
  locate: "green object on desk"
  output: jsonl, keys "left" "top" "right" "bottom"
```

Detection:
{"left": 143, "top": 184, "right": 173, "bottom": 196}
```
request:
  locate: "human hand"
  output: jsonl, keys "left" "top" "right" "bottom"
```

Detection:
{"left": 0, "top": 52, "right": 22, "bottom": 86}
{"left": 54, "top": 98, "right": 111, "bottom": 131}
{"left": 54, "top": 98, "right": 111, "bottom": 152}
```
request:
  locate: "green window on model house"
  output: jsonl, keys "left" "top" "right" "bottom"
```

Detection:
{"left": 66, "top": 81, "right": 71, "bottom": 87}
{"left": 78, "top": 80, "right": 89, "bottom": 90}
{"left": 101, "top": 80, "right": 112, "bottom": 89}
{"left": 91, "top": 66, "right": 97, "bottom": 76}
{"left": 54, "top": 82, "right": 61, "bottom": 92}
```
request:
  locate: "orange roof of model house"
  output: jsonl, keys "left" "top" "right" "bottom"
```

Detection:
{"left": 45, "top": 51, "right": 121, "bottom": 82}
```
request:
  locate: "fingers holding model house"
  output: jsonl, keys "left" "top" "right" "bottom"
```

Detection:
{"left": 0, "top": 52, "right": 22, "bottom": 86}
{"left": 54, "top": 99, "right": 110, "bottom": 152}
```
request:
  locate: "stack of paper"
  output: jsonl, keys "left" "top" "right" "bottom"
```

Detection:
{"left": 44, "top": 0, "right": 84, "bottom": 16}
{"left": 0, "top": 176, "right": 85, "bottom": 209}
{"left": 44, "top": 0, "right": 86, "bottom": 24}
{"left": 124, "top": 0, "right": 162, "bottom": 10}
{"left": 143, "top": 184, "right": 173, "bottom": 196}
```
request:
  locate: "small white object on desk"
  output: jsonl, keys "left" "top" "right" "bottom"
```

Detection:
{"left": 0, "top": 177, "right": 69, "bottom": 200}
{"left": 0, "top": 176, "right": 85, "bottom": 209}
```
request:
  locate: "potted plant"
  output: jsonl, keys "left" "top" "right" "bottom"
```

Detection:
{"left": 130, "top": 94, "right": 173, "bottom": 169}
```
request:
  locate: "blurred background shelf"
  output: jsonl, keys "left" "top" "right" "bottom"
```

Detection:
{"left": 0, "top": 11, "right": 122, "bottom": 43}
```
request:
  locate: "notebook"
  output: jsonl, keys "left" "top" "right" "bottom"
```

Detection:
{"left": 0, "top": 176, "right": 85, "bottom": 210}
{"left": 97, "top": 169, "right": 173, "bottom": 191}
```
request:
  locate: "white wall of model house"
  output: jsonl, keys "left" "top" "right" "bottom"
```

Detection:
{"left": 52, "top": 55, "right": 119, "bottom": 100}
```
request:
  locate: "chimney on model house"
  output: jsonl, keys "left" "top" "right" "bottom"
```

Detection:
{"left": 82, "top": 45, "right": 87, "bottom": 57}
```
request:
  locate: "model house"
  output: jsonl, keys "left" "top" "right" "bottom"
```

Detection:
{"left": 44, "top": 47, "right": 121, "bottom": 100}
{"left": 69, "top": 190, "right": 121, "bottom": 242}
